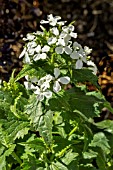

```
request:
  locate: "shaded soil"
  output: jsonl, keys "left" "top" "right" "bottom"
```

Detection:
{"left": 0, "top": 0, "right": 113, "bottom": 113}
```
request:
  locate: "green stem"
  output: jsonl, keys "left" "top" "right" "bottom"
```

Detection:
{"left": 68, "top": 125, "right": 78, "bottom": 137}
{"left": 56, "top": 145, "right": 71, "bottom": 158}
{"left": 12, "top": 151, "right": 22, "bottom": 165}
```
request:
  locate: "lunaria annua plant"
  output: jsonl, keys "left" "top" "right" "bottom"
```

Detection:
{"left": 0, "top": 14, "right": 113, "bottom": 170}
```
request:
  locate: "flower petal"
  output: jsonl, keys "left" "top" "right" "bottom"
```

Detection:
{"left": 55, "top": 46, "right": 64, "bottom": 54}
{"left": 58, "top": 76, "right": 70, "bottom": 84}
{"left": 40, "top": 20, "right": 49, "bottom": 24}
{"left": 75, "top": 60, "right": 83, "bottom": 69}
{"left": 54, "top": 68, "right": 60, "bottom": 78}
{"left": 64, "top": 46, "right": 72, "bottom": 54}
{"left": 51, "top": 27, "right": 59, "bottom": 36}
{"left": 40, "top": 53, "right": 47, "bottom": 59}
{"left": 33, "top": 54, "right": 40, "bottom": 61}
{"left": 53, "top": 81, "right": 61, "bottom": 93}
{"left": 47, "top": 37, "right": 57, "bottom": 45}
{"left": 70, "top": 51, "right": 79, "bottom": 59}
{"left": 35, "top": 45, "right": 41, "bottom": 53}
{"left": 24, "top": 52, "right": 31, "bottom": 64}
{"left": 70, "top": 32, "right": 77, "bottom": 38}
{"left": 44, "top": 90, "right": 52, "bottom": 98}
{"left": 37, "top": 94, "right": 44, "bottom": 101}
{"left": 19, "top": 48, "right": 26, "bottom": 58}
{"left": 42, "top": 45, "right": 50, "bottom": 52}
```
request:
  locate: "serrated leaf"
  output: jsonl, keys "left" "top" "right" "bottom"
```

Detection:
{"left": 61, "top": 149, "right": 78, "bottom": 165}
{"left": 38, "top": 110, "right": 53, "bottom": 145}
{"left": 90, "top": 132, "right": 110, "bottom": 154}
{"left": 15, "top": 64, "right": 34, "bottom": 82}
{"left": 21, "top": 155, "right": 43, "bottom": 170}
{"left": 51, "top": 161, "right": 68, "bottom": 170}
{"left": 95, "top": 120, "right": 113, "bottom": 134}
{"left": 83, "top": 149, "right": 98, "bottom": 159}
{"left": 72, "top": 69, "right": 100, "bottom": 89}
{"left": 25, "top": 95, "right": 43, "bottom": 130}
{"left": 96, "top": 148, "right": 107, "bottom": 170}
{"left": 20, "top": 138, "right": 46, "bottom": 153}
{"left": 1, "top": 120, "right": 30, "bottom": 143}
{"left": 67, "top": 87, "right": 104, "bottom": 118}
{"left": 0, "top": 155, "right": 6, "bottom": 170}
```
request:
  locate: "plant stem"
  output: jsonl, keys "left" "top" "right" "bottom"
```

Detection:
{"left": 68, "top": 125, "right": 78, "bottom": 137}
{"left": 12, "top": 151, "right": 22, "bottom": 165}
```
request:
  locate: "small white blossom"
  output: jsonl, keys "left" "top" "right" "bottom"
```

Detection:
{"left": 55, "top": 45, "right": 72, "bottom": 55}
{"left": 34, "top": 87, "right": 52, "bottom": 101}
{"left": 23, "top": 33, "right": 35, "bottom": 41}
{"left": 87, "top": 60, "right": 97, "bottom": 75}
{"left": 33, "top": 45, "right": 50, "bottom": 61}
{"left": 53, "top": 68, "right": 70, "bottom": 93}
{"left": 47, "top": 37, "right": 57, "bottom": 45}
{"left": 84, "top": 46, "right": 92, "bottom": 55}
{"left": 34, "top": 74, "right": 53, "bottom": 101}
{"left": 40, "top": 14, "right": 61, "bottom": 26}
{"left": 51, "top": 27, "right": 59, "bottom": 36}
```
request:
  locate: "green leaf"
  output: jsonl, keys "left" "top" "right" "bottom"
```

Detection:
{"left": 89, "top": 132, "right": 110, "bottom": 154}
{"left": 95, "top": 120, "right": 113, "bottom": 134}
{"left": 20, "top": 138, "right": 46, "bottom": 153}
{"left": 61, "top": 149, "right": 78, "bottom": 165}
{"left": 83, "top": 149, "right": 98, "bottom": 159}
{"left": 25, "top": 95, "right": 43, "bottom": 130}
{"left": 0, "top": 155, "right": 6, "bottom": 170}
{"left": 72, "top": 69, "right": 100, "bottom": 89}
{"left": 15, "top": 64, "right": 34, "bottom": 81}
{"left": 67, "top": 87, "right": 104, "bottom": 118}
{"left": 51, "top": 161, "right": 68, "bottom": 170}
{"left": 0, "top": 119, "right": 30, "bottom": 144}
{"left": 21, "top": 155, "right": 44, "bottom": 170}
{"left": 38, "top": 110, "right": 53, "bottom": 145}
{"left": 96, "top": 148, "right": 107, "bottom": 170}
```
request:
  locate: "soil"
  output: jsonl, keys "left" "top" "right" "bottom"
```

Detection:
{"left": 0, "top": 0, "right": 113, "bottom": 117}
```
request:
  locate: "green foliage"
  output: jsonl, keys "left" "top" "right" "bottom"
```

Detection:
{"left": 0, "top": 15, "right": 113, "bottom": 170}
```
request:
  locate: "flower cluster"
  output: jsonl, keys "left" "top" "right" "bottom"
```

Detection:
{"left": 24, "top": 68, "right": 70, "bottom": 101}
{"left": 19, "top": 14, "right": 97, "bottom": 101}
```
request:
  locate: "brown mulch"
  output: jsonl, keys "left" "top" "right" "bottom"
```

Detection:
{"left": 0, "top": 0, "right": 113, "bottom": 110}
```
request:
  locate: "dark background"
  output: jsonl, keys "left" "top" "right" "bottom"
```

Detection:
{"left": 0, "top": 0, "right": 113, "bottom": 109}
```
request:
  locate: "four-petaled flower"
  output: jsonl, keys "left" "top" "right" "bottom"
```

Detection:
{"left": 53, "top": 68, "right": 70, "bottom": 93}
{"left": 40, "top": 14, "right": 66, "bottom": 26}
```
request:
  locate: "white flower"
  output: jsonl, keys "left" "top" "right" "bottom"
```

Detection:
{"left": 19, "top": 47, "right": 31, "bottom": 64}
{"left": 27, "top": 41, "right": 37, "bottom": 55}
{"left": 55, "top": 45, "right": 72, "bottom": 54}
{"left": 23, "top": 33, "right": 35, "bottom": 41}
{"left": 33, "top": 45, "right": 50, "bottom": 61}
{"left": 34, "top": 74, "right": 53, "bottom": 101}
{"left": 70, "top": 42, "right": 87, "bottom": 69}
{"left": 84, "top": 46, "right": 92, "bottom": 55}
{"left": 26, "top": 34, "right": 35, "bottom": 41}
{"left": 24, "top": 81, "right": 37, "bottom": 90}
{"left": 62, "top": 25, "right": 77, "bottom": 39}
{"left": 51, "top": 27, "right": 59, "bottom": 36}
{"left": 53, "top": 68, "right": 70, "bottom": 93}
{"left": 38, "top": 74, "right": 53, "bottom": 91}
{"left": 87, "top": 60, "right": 97, "bottom": 75}
{"left": 40, "top": 14, "right": 61, "bottom": 26}
{"left": 24, "top": 75, "right": 38, "bottom": 90}
{"left": 34, "top": 87, "right": 52, "bottom": 101}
